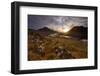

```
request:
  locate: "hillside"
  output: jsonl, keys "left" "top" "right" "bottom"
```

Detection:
{"left": 28, "top": 26, "right": 88, "bottom": 61}
{"left": 66, "top": 26, "right": 88, "bottom": 39}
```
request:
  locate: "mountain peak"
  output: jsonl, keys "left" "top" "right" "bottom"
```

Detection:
{"left": 38, "top": 27, "right": 51, "bottom": 31}
{"left": 36, "top": 27, "right": 58, "bottom": 36}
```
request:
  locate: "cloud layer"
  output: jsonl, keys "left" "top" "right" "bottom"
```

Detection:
{"left": 28, "top": 15, "right": 88, "bottom": 30}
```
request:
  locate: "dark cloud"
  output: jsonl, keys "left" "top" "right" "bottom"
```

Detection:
{"left": 28, "top": 15, "right": 88, "bottom": 30}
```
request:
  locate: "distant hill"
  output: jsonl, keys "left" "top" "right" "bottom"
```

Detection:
{"left": 66, "top": 26, "right": 88, "bottom": 39}
{"left": 28, "top": 27, "right": 58, "bottom": 36}
{"left": 37, "top": 27, "right": 58, "bottom": 36}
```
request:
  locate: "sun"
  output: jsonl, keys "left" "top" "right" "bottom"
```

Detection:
{"left": 62, "top": 28, "right": 70, "bottom": 33}
{"left": 58, "top": 26, "right": 72, "bottom": 33}
{"left": 51, "top": 24, "right": 73, "bottom": 33}
{"left": 62, "top": 26, "right": 72, "bottom": 33}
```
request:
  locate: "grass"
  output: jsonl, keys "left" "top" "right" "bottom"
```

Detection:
{"left": 28, "top": 32, "right": 88, "bottom": 61}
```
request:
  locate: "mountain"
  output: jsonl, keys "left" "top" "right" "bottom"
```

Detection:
{"left": 66, "top": 26, "right": 88, "bottom": 39}
{"left": 38, "top": 27, "right": 56, "bottom": 33}
{"left": 37, "top": 27, "right": 58, "bottom": 36}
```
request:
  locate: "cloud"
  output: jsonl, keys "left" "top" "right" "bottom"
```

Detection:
{"left": 28, "top": 15, "right": 88, "bottom": 30}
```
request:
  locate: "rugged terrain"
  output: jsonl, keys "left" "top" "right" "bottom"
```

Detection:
{"left": 28, "top": 26, "right": 88, "bottom": 61}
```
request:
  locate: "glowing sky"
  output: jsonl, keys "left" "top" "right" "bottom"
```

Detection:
{"left": 28, "top": 15, "right": 88, "bottom": 32}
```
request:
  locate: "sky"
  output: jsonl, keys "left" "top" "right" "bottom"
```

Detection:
{"left": 28, "top": 15, "right": 88, "bottom": 32}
